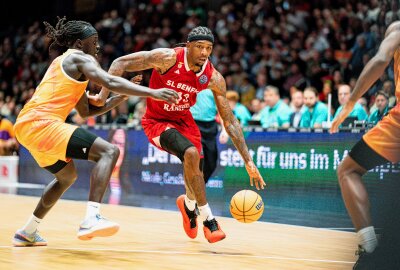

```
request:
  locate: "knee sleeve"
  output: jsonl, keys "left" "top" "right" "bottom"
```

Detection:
{"left": 159, "top": 128, "right": 194, "bottom": 161}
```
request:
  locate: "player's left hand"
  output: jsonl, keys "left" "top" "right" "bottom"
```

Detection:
{"left": 329, "top": 101, "right": 355, "bottom": 133}
{"left": 245, "top": 161, "right": 266, "bottom": 190}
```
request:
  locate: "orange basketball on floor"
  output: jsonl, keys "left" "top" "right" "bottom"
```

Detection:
{"left": 230, "top": 190, "right": 264, "bottom": 223}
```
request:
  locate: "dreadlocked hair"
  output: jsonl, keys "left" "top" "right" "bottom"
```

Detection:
{"left": 43, "top": 16, "right": 94, "bottom": 50}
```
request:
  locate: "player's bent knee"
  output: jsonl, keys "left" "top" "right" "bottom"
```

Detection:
{"left": 184, "top": 147, "right": 200, "bottom": 162}
{"left": 336, "top": 158, "right": 361, "bottom": 186}
{"left": 110, "top": 144, "right": 120, "bottom": 159}
{"left": 101, "top": 144, "right": 120, "bottom": 160}
{"left": 336, "top": 162, "right": 347, "bottom": 184}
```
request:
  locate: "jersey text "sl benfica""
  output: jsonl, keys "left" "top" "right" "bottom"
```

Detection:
{"left": 144, "top": 47, "right": 214, "bottom": 120}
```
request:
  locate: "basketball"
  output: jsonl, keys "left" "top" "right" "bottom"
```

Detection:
{"left": 230, "top": 190, "right": 264, "bottom": 223}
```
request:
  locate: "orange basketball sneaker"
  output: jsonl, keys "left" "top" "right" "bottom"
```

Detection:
{"left": 176, "top": 195, "right": 198, "bottom": 239}
{"left": 203, "top": 218, "right": 226, "bottom": 243}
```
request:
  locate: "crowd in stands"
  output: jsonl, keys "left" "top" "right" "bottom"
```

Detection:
{"left": 0, "top": 0, "right": 398, "bottom": 136}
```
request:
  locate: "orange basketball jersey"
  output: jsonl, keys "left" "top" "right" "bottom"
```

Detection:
{"left": 14, "top": 49, "right": 89, "bottom": 167}
{"left": 16, "top": 49, "right": 88, "bottom": 124}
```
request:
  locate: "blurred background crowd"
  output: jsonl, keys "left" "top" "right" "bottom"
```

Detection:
{"left": 0, "top": 0, "right": 398, "bottom": 138}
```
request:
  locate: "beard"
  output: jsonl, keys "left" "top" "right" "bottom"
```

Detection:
{"left": 193, "top": 62, "right": 204, "bottom": 73}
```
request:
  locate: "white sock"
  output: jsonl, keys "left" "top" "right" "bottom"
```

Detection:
{"left": 198, "top": 203, "right": 214, "bottom": 221}
{"left": 85, "top": 201, "right": 100, "bottom": 219}
{"left": 184, "top": 195, "right": 197, "bottom": 211}
{"left": 22, "top": 214, "right": 42, "bottom": 234}
{"left": 357, "top": 226, "right": 378, "bottom": 253}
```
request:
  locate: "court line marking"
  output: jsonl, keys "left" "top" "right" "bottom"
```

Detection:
{"left": 0, "top": 245, "right": 355, "bottom": 265}
{"left": 321, "top": 228, "right": 354, "bottom": 230}
{"left": 0, "top": 194, "right": 359, "bottom": 234}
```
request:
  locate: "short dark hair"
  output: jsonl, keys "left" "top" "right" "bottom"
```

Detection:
{"left": 43, "top": 17, "right": 97, "bottom": 50}
{"left": 265, "top": 85, "right": 280, "bottom": 96}
{"left": 376, "top": 91, "right": 389, "bottom": 100}
{"left": 304, "top": 86, "right": 318, "bottom": 97}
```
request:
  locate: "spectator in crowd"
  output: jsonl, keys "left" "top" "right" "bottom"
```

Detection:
{"left": 382, "top": 80, "right": 396, "bottom": 108}
{"left": 237, "top": 75, "right": 256, "bottom": 109}
{"left": 306, "top": 49, "right": 324, "bottom": 91}
{"left": 259, "top": 85, "right": 292, "bottom": 128}
{"left": 349, "top": 35, "right": 370, "bottom": 77}
{"left": 289, "top": 89, "right": 305, "bottom": 128}
{"left": 0, "top": 114, "right": 18, "bottom": 156}
{"left": 368, "top": 91, "right": 390, "bottom": 125}
{"left": 282, "top": 63, "right": 306, "bottom": 97}
{"left": 357, "top": 97, "right": 369, "bottom": 116}
{"left": 249, "top": 98, "right": 264, "bottom": 121}
{"left": 319, "top": 80, "right": 333, "bottom": 104}
{"left": 333, "top": 84, "right": 368, "bottom": 121}
{"left": 300, "top": 87, "right": 329, "bottom": 128}
{"left": 226, "top": 90, "right": 251, "bottom": 127}
{"left": 334, "top": 41, "right": 352, "bottom": 67}
{"left": 321, "top": 48, "right": 340, "bottom": 76}
{"left": 268, "top": 63, "right": 286, "bottom": 94}
{"left": 385, "top": 0, "right": 400, "bottom": 26}
{"left": 254, "top": 71, "right": 268, "bottom": 100}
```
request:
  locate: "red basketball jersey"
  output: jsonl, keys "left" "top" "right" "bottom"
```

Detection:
{"left": 144, "top": 47, "right": 214, "bottom": 120}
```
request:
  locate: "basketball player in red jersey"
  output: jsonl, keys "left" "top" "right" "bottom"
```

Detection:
{"left": 93, "top": 26, "right": 266, "bottom": 243}
{"left": 12, "top": 17, "right": 178, "bottom": 247}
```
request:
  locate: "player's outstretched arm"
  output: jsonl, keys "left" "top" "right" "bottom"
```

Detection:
{"left": 209, "top": 70, "right": 265, "bottom": 190}
{"left": 330, "top": 22, "right": 400, "bottom": 133}
{"left": 75, "top": 92, "right": 128, "bottom": 119}
{"left": 91, "top": 48, "right": 177, "bottom": 107}
{"left": 73, "top": 53, "right": 178, "bottom": 104}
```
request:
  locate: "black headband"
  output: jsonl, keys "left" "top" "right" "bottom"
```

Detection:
{"left": 187, "top": 34, "right": 214, "bottom": 44}
{"left": 78, "top": 25, "right": 98, "bottom": 40}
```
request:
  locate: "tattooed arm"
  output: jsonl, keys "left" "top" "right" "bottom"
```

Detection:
{"left": 209, "top": 70, "right": 266, "bottom": 190}
{"left": 90, "top": 48, "right": 177, "bottom": 106}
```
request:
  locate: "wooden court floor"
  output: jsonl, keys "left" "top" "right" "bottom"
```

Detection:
{"left": 0, "top": 194, "right": 357, "bottom": 270}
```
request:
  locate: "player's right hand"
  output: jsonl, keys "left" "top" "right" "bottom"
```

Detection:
{"left": 86, "top": 91, "right": 106, "bottom": 107}
{"left": 130, "top": 74, "right": 143, "bottom": 85}
{"left": 329, "top": 101, "right": 355, "bottom": 133}
{"left": 151, "top": 88, "right": 179, "bottom": 104}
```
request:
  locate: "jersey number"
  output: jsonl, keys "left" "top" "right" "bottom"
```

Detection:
{"left": 177, "top": 93, "right": 189, "bottom": 103}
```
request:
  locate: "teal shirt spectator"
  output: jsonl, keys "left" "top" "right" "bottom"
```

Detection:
{"left": 368, "top": 105, "right": 389, "bottom": 125}
{"left": 190, "top": 89, "right": 217, "bottom": 121}
{"left": 333, "top": 102, "right": 368, "bottom": 121}
{"left": 259, "top": 100, "right": 292, "bottom": 128}
{"left": 300, "top": 101, "right": 328, "bottom": 128}
{"left": 232, "top": 103, "right": 252, "bottom": 126}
